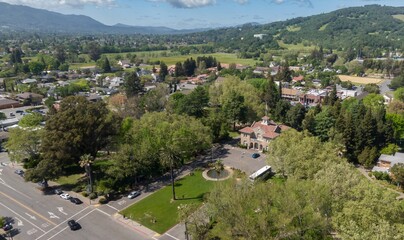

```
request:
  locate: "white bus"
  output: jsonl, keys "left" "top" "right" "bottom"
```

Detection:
{"left": 249, "top": 165, "right": 272, "bottom": 181}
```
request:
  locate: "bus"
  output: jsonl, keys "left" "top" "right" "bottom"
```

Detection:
{"left": 249, "top": 165, "right": 272, "bottom": 181}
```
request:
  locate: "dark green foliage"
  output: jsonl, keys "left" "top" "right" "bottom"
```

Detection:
{"left": 86, "top": 41, "right": 101, "bottom": 61}
{"left": 390, "top": 74, "right": 404, "bottom": 90}
{"left": 364, "top": 83, "right": 380, "bottom": 94}
{"left": 168, "top": 86, "right": 209, "bottom": 118}
{"left": 372, "top": 171, "right": 391, "bottom": 182}
{"left": 40, "top": 96, "right": 118, "bottom": 170}
{"left": 124, "top": 72, "right": 144, "bottom": 97}
{"left": 273, "top": 100, "right": 291, "bottom": 123}
{"left": 222, "top": 91, "right": 247, "bottom": 131}
{"left": 390, "top": 163, "right": 404, "bottom": 189}
{"left": 159, "top": 62, "right": 168, "bottom": 80}
{"left": 286, "top": 103, "right": 306, "bottom": 130}
{"left": 357, "top": 147, "right": 379, "bottom": 169}
{"left": 98, "top": 57, "right": 111, "bottom": 73}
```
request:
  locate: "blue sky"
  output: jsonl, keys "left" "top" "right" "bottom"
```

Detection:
{"left": 1, "top": 0, "right": 403, "bottom": 29}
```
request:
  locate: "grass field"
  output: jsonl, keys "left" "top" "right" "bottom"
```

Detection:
{"left": 393, "top": 14, "right": 404, "bottom": 22}
{"left": 277, "top": 40, "right": 316, "bottom": 52}
{"left": 338, "top": 75, "right": 383, "bottom": 84}
{"left": 120, "top": 171, "right": 214, "bottom": 234}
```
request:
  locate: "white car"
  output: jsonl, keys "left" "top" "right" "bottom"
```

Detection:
{"left": 60, "top": 193, "right": 71, "bottom": 200}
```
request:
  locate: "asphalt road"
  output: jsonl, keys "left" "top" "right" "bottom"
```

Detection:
{"left": 0, "top": 153, "right": 150, "bottom": 240}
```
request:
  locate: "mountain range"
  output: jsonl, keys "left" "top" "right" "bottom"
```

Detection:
{"left": 0, "top": 2, "right": 208, "bottom": 34}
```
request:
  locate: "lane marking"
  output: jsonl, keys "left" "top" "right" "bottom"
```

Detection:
{"left": 27, "top": 228, "right": 38, "bottom": 235}
{"left": 117, "top": 200, "right": 126, "bottom": 205}
{"left": 15, "top": 217, "right": 23, "bottom": 226}
{"left": 48, "top": 212, "right": 60, "bottom": 219}
{"left": 0, "top": 201, "right": 45, "bottom": 233}
{"left": 0, "top": 178, "right": 33, "bottom": 199}
{"left": 35, "top": 206, "right": 91, "bottom": 240}
{"left": 25, "top": 212, "right": 37, "bottom": 220}
{"left": 0, "top": 191, "right": 55, "bottom": 225}
{"left": 96, "top": 208, "right": 111, "bottom": 217}
{"left": 46, "top": 209, "right": 96, "bottom": 240}
{"left": 166, "top": 233, "right": 180, "bottom": 240}
{"left": 57, "top": 207, "right": 68, "bottom": 215}
{"left": 106, "top": 204, "right": 119, "bottom": 211}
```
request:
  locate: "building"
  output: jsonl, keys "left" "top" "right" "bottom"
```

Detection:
{"left": 372, "top": 153, "right": 404, "bottom": 173}
{"left": 0, "top": 98, "right": 22, "bottom": 109}
{"left": 239, "top": 116, "right": 289, "bottom": 151}
{"left": 282, "top": 88, "right": 301, "bottom": 101}
{"left": 16, "top": 92, "right": 43, "bottom": 105}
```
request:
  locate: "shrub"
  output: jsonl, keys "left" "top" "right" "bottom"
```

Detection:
{"left": 0, "top": 216, "right": 5, "bottom": 228}
{"left": 89, "top": 192, "right": 98, "bottom": 200}
{"left": 81, "top": 192, "right": 89, "bottom": 197}
{"left": 98, "top": 197, "right": 108, "bottom": 204}
{"left": 373, "top": 171, "right": 391, "bottom": 182}
{"left": 72, "top": 185, "right": 83, "bottom": 192}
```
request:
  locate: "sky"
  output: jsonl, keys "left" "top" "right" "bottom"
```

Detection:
{"left": 0, "top": 0, "right": 403, "bottom": 29}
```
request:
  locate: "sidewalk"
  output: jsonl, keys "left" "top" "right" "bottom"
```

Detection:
{"left": 113, "top": 213, "right": 161, "bottom": 239}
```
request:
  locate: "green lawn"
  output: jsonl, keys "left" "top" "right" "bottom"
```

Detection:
{"left": 120, "top": 171, "right": 214, "bottom": 234}
{"left": 56, "top": 174, "right": 85, "bottom": 190}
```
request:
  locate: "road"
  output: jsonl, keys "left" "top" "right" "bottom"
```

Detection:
{"left": 379, "top": 79, "right": 392, "bottom": 95}
{"left": 0, "top": 153, "right": 151, "bottom": 240}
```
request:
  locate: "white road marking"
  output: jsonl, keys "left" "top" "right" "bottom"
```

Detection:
{"left": 166, "top": 233, "right": 180, "bottom": 240}
{"left": 25, "top": 212, "right": 37, "bottom": 220}
{"left": 46, "top": 209, "right": 97, "bottom": 240}
{"left": 0, "top": 169, "right": 3, "bottom": 175}
{"left": 27, "top": 228, "right": 38, "bottom": 235}
{"left": 35, "top": 206, "right": 91, "bottom": 240}
{"left": 117, "top": 200, "right": 126, "bottom": 205}
{"left": 16, "top": 217, "right": 23, "bottom": 226}
{"left": 106, "top": 204, "right": 119, "bottom": 211}
{"left": 96, "top": 208, "right": 111, "bottom": 217}
{"left": 41, "top": 223, "right": 50, "bottom": 228}
{"left": 0, "top": 177, "right": 33, "bottom": 199}
{"left": 0, "top": 202, "right": 45, "bottom": 233}
{"left": 57, "top": 207, "right": 68, "bottom": 215}
{"left": 47, "top": 212, "right": 60, "bottom": 219}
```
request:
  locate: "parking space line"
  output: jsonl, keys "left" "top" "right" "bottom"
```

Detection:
{"left": 35, "top": 206, "right": 91, "bottom": 240}
{"left": 0, "top": 201, "right": 46, "bottom": 233}
{"left": 0, "top": 191, "right": 56, "bottom": 225}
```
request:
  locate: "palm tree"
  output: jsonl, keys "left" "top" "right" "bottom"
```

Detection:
{"left": 80, "top": 154, "right": 94, "bottom": 193}
{"left": 211, "top": 159, "right": 224, "bottom": 180}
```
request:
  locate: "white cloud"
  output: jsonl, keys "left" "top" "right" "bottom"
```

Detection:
{"left": 272, "top": 0, "right": 313, "bottom": 8}
{"left": 1, "top": 0, "right": 115, "bottom": 9}
{"left": 153, "top": 0, "right": 216, "bottom": 8}
{"left": 234, "top": 0, "right": 249, "bottom": 4}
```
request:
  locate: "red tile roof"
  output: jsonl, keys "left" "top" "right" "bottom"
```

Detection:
{"left": 239, "top": 127, "right": 254, "bottom": 134}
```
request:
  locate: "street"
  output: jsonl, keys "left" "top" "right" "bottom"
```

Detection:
{"left": 0, "top": 153, "right": 151, "bottom": 240}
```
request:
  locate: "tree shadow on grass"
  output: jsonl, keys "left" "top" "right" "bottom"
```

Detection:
{"left": 177, "top": 193, "right": 205, "bottom": 201}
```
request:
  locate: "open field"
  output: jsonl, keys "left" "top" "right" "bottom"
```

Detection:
{"left": 277, "top": 40, "right": 316, "bottom": 52}
{"left": 120, "top": 171, "right": 214, "bottom": 234}
{"left": 393, "top": 14, "right": 404, "bottom": 22}
{"left": 338, "top": 75, "right": 383, "bottom": 84}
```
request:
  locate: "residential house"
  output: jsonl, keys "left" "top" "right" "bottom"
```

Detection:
{"left": 239, "top": 116, "right": 289, "bottom": 151}
{"left": 383, "top": 93, "right": 394, "bottom": 105}
{"left": 282, "top": 88, "right": 301, "bottom": 101}
{"left": 0, "top": 98, "right": 22, "bottom": 109}
{"left": 16, "top": 92, "right": 43, "bottom": 105}
{"left": 299, "top": 89, "right": 327, "bottom": 107}
{"left": 21, "top": 78, "right": 37, "bottom": 84}
{"left": 118, "top": 60, "right": 132, "bottom": 69}
{"left": 292, "top": 75, "right": 304, "bottom": 83}
{"left": 372, "top": 153, "right": 404, "bottom": 173}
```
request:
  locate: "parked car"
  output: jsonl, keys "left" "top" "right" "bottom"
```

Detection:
{"left": 9, "top": 112, "right": 15, "bottom": 117}
{"left": 16, "top": 110, "right": 23, "bottom": 114}
{"left": 14, "top": 169, "right": 24, "bottom": 176}
{"left": 67, "top": 220, "right": 81, "bottom": 231}
{"left": 127, "top": 191, "right": 141, "bottom": 199}
{"left": 60, "top": 193, "right": 71, "bottom": 200}
{"left": 70, "top": 198, "right": 83, "bottom": 204}
{"left": 3, "top": 223, "right": 13, "bottom": 231}
{"left": 54, "top": 189, "right": 63, "bottom": 195}
{"left": 252, "top": 153, "right": 260, "bottom": 159}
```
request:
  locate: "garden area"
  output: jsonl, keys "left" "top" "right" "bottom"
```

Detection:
{"left": 120, "top": 170, "right": 215, "bottom": 234}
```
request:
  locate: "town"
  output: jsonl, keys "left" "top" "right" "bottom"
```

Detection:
{"left": 1, "top": 1, "right": 404, "bottom": 240}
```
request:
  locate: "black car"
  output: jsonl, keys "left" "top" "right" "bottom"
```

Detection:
{"left": 3, "top": 223, "right": 13, "bottom": 231}
{"left": 16, "top": 110, "right": 24, "bottom": 114}
{"left": 70, "top": 197, "right": 83, "bottom": 204}
{"left": 252, "top": 153, "right": 260, "bottom": 159}
{"left": 67, "top": 220, "right": 81, "bottom": 231}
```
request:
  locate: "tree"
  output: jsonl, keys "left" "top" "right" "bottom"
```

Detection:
{"left": 273, "top": 100, "right": 291, "bottom": 123}
{"left": 18, "top": 113, "right": 43, "bottom": 127}
{"left": 5, "top": 127, "right": 42, "bottom": 163}
{"left": 274, "top": 61, "right": 292, "bottom": 82}
{"left": 98, "top": 57, "right": 111, "bottom": 73}
{"left": 124, "top": 72, "right": 144, "bottom": 97}
{"left": 286, "top": 103, "right": 306, "bottom": 130}
{"left": 389, "top": 74, "right": 404, "bottom": 90}
{"left": 174, "top": 62, "right": 184, "bottom": 77}
{"left": 159, "top": 62, "right": 168, "bottom": 81}
{"left": 168, "top": 86, "right": 209, "bottom": 118}
{"left": 87, "top": 41, "right": 101, "bottom": 61}
{"left": 10, "top": 48, "right": 23, "bottom": 64}
{"left": 0, "top": 112, "right": 6, "bottom": 120}
{"left": 40, "top": 96, "right": 118, "bottom": 171}
{"left": 391, "top": 163, "right": 404, "bottom": 188}
{"left": 54, "top": 46, "right": 66, "bottom": 63}
{"left": 126, "top": 112, "right": 212, "bottom": 200}
{"left": 222, "top": 90, "right": 247, "bottom": 130}
{"left": 364, "top": 83, "right": 380, "bottom": 94}
{"left": 394, "top": 87, "right": 404, "bottom": 102}
{"left": 29, "top": 61, "right": 46, "bottom": 75}
{"left": 357, "top": 146, "right": 378, "bottom": 169}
